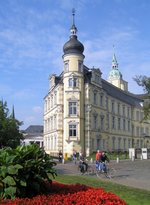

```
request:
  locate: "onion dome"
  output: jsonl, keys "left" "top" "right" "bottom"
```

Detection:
{"left": 63, "top": 9, "right": 84, "bottom": 55}
{"left": 109, "top": 69, "right": 122, "bottom": 79}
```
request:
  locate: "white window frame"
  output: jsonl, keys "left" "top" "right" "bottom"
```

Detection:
{"left": 69, "top": 124, "right": 77, "bottom": 138}
{"left": 68, "top": 77, "right": 77, "bottom": 88}
{"left": 69, "top": 102, "right": 77, "bottom": 115}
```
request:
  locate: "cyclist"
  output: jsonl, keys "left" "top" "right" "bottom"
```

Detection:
{"left": 100, "top": 151, "right": 110, "bottom": 172}
{"left": 95, "top": 150, "right": 102, "bottom": 171}
{"left": 79, "top": 152, "right": 88, "bottom": 173}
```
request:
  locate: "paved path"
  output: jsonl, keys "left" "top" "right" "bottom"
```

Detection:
{"left": 55, "top": 159, "right": 150, "bottom": 191}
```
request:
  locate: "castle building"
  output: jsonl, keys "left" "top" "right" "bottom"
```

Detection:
{"left": 43, "top": 12, "right": 150, "bottom": 157}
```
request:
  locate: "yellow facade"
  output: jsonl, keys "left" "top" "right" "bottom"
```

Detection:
{"left": 43, "top": 19, "right": 150, "bottom": 158}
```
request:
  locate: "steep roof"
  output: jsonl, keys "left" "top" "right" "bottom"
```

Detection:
{"left": 24, "top": 125, "right": 43, "bottom": 134}
{"left": 102, "top": 79, "right": 143, "bottom": 107}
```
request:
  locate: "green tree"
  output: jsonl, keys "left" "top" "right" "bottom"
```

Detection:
{"left": 0, "top": 144, "right": 57, "bottom": 199}
{"left": 0, "top": 100, "right": 24, "bottom": 148}
{"left": 134, "top": 75, "right": 150, "bottom": 120}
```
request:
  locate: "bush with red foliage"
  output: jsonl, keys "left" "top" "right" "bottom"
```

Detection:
{"left": 0, "top": 182, "right": 126, "bottom": 205}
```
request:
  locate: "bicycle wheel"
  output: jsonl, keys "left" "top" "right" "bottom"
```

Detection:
{"left": 87, "top": 165, "right": 95, "bottom": 175}
{"left": 105, "top": 167, "right": 116, "bottom": 179}
{"left": 96, "top": 170, "right": 104, "bottom": 178}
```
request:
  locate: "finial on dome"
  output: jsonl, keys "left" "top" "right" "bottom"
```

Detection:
{"left": 70, "top": 8, "right": 77, "bottom": 36}
{"left": 63, "top": 9, "right": 84, "bottom": 55}
{"left": 72, "top": 8, "right": 75, "bottom": 24}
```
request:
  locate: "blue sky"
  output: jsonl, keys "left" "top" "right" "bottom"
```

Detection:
{"left": 0, "top": 0, "right": 150, "bottom": 130}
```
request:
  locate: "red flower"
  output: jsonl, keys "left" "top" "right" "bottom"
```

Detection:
{"left": 0, "top": 182, "right": 126, "bottom": 205}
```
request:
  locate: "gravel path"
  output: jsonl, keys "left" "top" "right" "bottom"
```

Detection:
{"left": 55, "top": 159, "right": 150, "bottom": 191}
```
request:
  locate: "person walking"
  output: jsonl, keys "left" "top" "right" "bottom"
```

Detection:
{"left": 58, "top": 150, "right": 63, "bottom": 163}
{"left": 73, "top": 150, "right": 77, "bottom": 164}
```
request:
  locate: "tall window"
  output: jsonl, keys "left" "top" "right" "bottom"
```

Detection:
{"left": 69, "top": 124, "right": 77, "bottom": 137}
{"left": 97, "top": 139, "right": 100, "bottom": 150}
{"left": 128, "top": 120, "right": 130, "bottom": 131}
{"left": 136, "top": 126, "right": 139, "bottom": 136}
{"left": 118, "top": 138, "right": 121, "bottom": 149}
{"left": 136, "top": 111, "right": 139, "bottom": 121}
{"left": 106, "top": 97, "right": 108, "bottom": 109}
{"left": 140, "top": 112, "right": 144, "bottom": 121}
{"left": 118, "top": 118, "right": 121, "bottom": 130}
{"left": 118, "top": 103, "right": 120, "bottom": 114}
{"left": 123, "top": 119, "right": 126, "bottom": 131}
{"left": 112, "top": 116, "right": 115, "bottom": 129}
{"left": 54, "top": 115, "right": 57, "bottom": 129}
{"left": 54, "top": 135, "right": 57, "bottom": 149}
{"left": 54, "top": 92, "right": 57, "bottom": 105}
{"left": 51, "top": 95, "right": 53, "bottom": 108}
{"left": 64, "top": 61, "right": 69, "bottom": 72}
{"left": 146, "top": 127, "right": 149, "bottom": 135}
{"left": 127, "top": 107, "right": 130, "bottom": 118}
{"left": 122, "top": 105, "right": 125, "bottom": 116}
{"left": 100, "top": 94, "right": 103, "bottom": 106}
{"left": 137, "top": 139, "right": 139, "bottom": 148}
{"left": 94, "top": 92, "right": 97, "bottom": 104}
{"left": 107, "top": 114, "right": 109, "bottom": 129}
{"left": 69, "top": 77, "right": 77, "bottom": 88}
{"left": 93, "top": 115, "right": 97, "bottom": 129}
{"left": 128, "top": 139, "right": 131, "bottom": 148}
{"left": 100, "top": 116, "right": 104, "bottom": 131}
{"left": 78, "top": 61, "right": 83, "bottom": 72}
{"left": 123, "top": 138, "right": 126, "bottom": 150}
{"left": 69, "top": 102, "right": 77, "bottom": 115}
{"left": 111, "top": 101, "right": 115, "bottom": 113}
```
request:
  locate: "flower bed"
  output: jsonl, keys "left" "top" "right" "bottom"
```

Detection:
{"left": 0, "top": 182, "right": 126, "bottom": 205}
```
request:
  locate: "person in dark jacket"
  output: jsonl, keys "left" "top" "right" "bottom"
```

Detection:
{"left": 58, "top": 150, "right": 63, "bottom": 163}
{"left": 79, "top": 152, "right": 88, "bottom": 173}
{"left": 100, "top": 151, "right": 109, "bottom": 172}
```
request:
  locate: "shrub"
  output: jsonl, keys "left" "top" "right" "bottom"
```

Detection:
{"left": 0, "top": 144, "right": 57, "bottom": 199}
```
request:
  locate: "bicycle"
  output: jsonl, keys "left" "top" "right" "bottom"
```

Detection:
{"left": 78, "top": 161, "right": 95, "bottom": 175}
{"left": 96, "top": 162, "right": 116, "bottom": 179}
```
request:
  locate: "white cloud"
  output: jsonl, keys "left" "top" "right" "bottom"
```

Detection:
{"left": 13, "top": 89, "right": 35, "bottom": 100}
{"left": 33, "top": 106, "right": 43, "bottom": 113}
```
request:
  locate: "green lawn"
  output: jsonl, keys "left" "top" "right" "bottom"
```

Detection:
{"left": 55, "top": 174, "right": 150, "bottom": 205}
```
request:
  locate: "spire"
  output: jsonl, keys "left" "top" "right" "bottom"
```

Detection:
{"left": 108, "top": 50, "right": 122, "bottom": 80}
{"left": 112, "top": 46, "right": 118, "bottom": 69}
{"left": 11, "top": 105, "right": 15, "bottom": 119}
{"left": 70, "top": 8, "right": 77, "bottom": 36}
{"left": 63, "top": 9, "right": 84, "bottom": 55}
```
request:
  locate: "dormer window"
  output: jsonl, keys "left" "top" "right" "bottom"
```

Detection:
{"left": 95, "top": 74, "right": 100, "bottom": 83}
